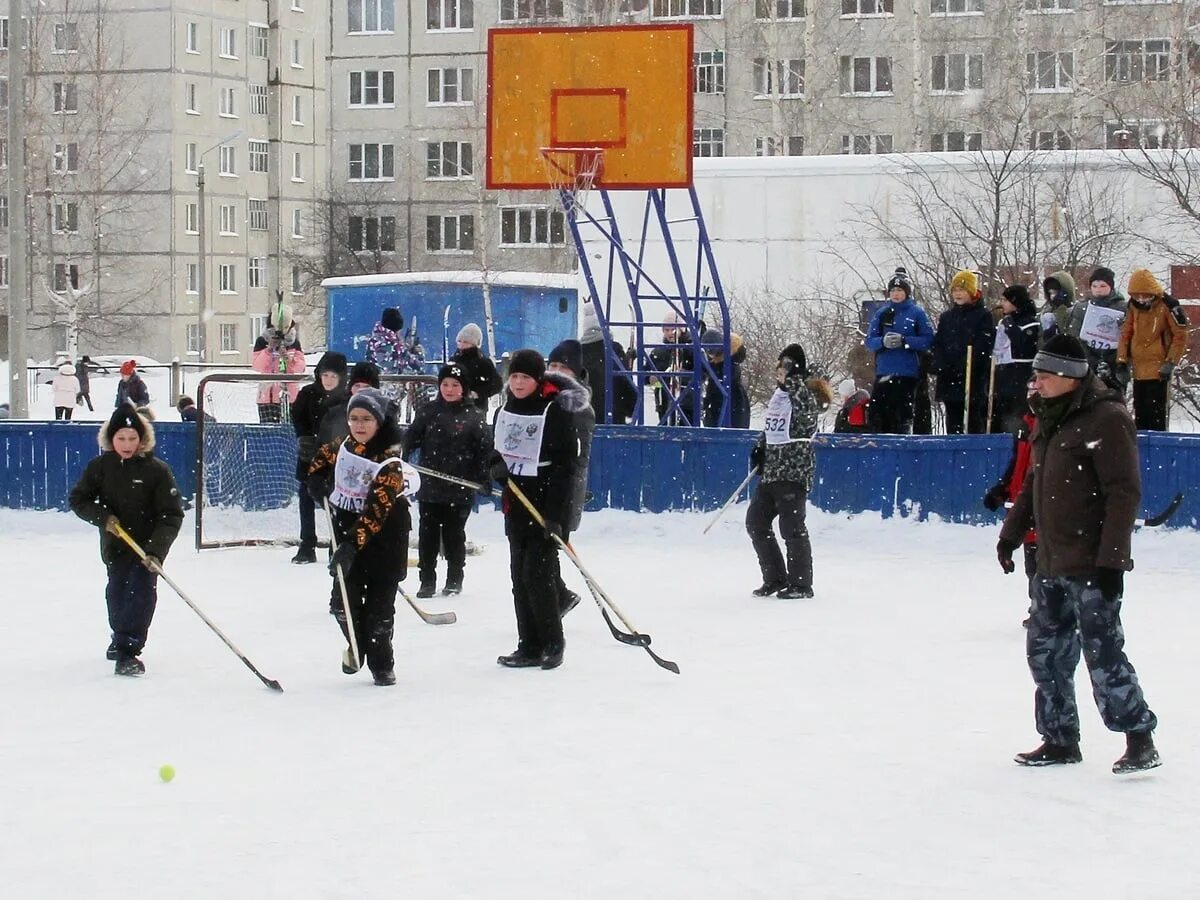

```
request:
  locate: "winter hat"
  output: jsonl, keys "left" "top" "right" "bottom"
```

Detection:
{"left": 1127, "top": 268, "right": 1164, "bottom": 297}
{"left": 348, "top": 360, "right": 381, "bottom": 389}
{"left": 1032, "top": 334, "right": 1090, "bottom": 379}
{"left": 175, "top": 396, "right": 195, "bottom": 411}
{"left": 58, "top": 362, "right": 76, "bottom": 376}
{"left": 120, "top": 360, "right": 137, "bottom": 377}
{"left": 1001, "top": 284, "right": 1033, "bottom": 311}
{"left": 438, "top": 363, "right": 465, "bottom": 386}
{"left": 273, "top": 304, "right": 295, "bottom": 332}
{"left": 105, "top": 404, "right": 146, "bottom": 441}
{"left": 456, "top": 323, "right": 483, "bottom": 347}
{"left": 885, "top": 267, "right": 913, "bottom": 297}
{"left": 347, "top": 387, "right": 389, "bottom": 425}
{"left": 838, "top": 378, "right": 857, "bottom": 399}
{"left": 548, "top": 339, "right": 584, "bottom": 377}
{"left": 778, "top": 343, "right": 808, "bottom": 378}
{"left": 1090, "top": 267, "right": 1116, "bottom": 291}
{"left": 507, "top": 348, "right": 546, "bottom": 382}
{"left": 315, "top": 351, "right": 348, "bottom": 378}
{"left": 580, "top": 322, "right": 603, "bottom": 344}
{"left": 380, "top": 308, "right": 404, "bottom": 333}
{"left": 950, "top": 270, "right": 981, "bottom": 298}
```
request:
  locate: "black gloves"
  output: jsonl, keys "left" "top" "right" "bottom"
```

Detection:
{"left": 1159, "top": 361, "right": 1176, "bottom": 381}
{"left": 308, "top": 474, "right": 331, "bottom": 505}
{"left": 488, "top": 455, "right": 509, "bottom": 484}
{"left": 544, "top": 520, "right": 563, "bottom": 542}
{"left": 997, "top": 538, "right": 1019, "bottom": 575}
{"left": 297, "top": 435, "right": 318, "bottom": 465}
{"left": 143, "top": 555, "right": 162, "bottom": 573}
{"left": 329, "top": 541, "right": 357, "bottom": 576}
{"left": 982, "top": 483, "right": 1007, "bottom": 512}
{"left": 1095, "top": 567, "right": 1124, "bottom": 601}
{"left": 750, "top": 443, "right": 765, "bottom": 469}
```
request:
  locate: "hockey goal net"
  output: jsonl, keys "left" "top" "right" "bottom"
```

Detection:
{"left": 195, "top": 372, "right": 437, "bottom": 549}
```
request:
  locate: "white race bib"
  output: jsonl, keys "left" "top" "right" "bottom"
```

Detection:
{"left": 329, "top": 444, "right": 416, "bottom": 513}
{"left": 993, "top": 324, "right": 1013, "bottom": 366}
{"left": 1079, "top": 304, "right": 1125, "bottom": 351}
{"left": 495, "top": 407, "right": 549, "bottom": 477}
{"left": 763, "top": 388, "right": 796, "bottom": 445}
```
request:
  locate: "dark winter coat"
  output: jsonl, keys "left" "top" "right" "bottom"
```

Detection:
{"left": 115, "top": 374, "right": 150, "bottom": 409}
{"left": 1069, "top": 291, "right": 1129, "bottom": 388}
{"left": 581, "top": 337, "right": 637, "bottom": 424}
{"left": 931, "top": 302, "right": 996, "bottom": 401}
{"left": 316, "top": 388, "right": 352, "bottom": 448}
{"left": 492, "top": 381, "right": 578, "bottom": 538}
{"left": 543, "top": 370, "right": 594, "bottom": 532}
{"left": 994, "top": 307, "right": 1041, "bottom": 402}
{"left": 76, "top": 360, "right": 91, "bottom": 393}
{"left": 755, "top": 371, "right": 821, "bottom": 490}
{"left": 1000, "top": 376, "right": 1140, "bottom": 577}
{"left": 402, "top": 395, "right": 490, "bottom": 505}
{"left": 450, "top": 345, "right": 503, "bottom": 412}
{"left": 68, "top": 421, "right": 184, "bottom": 565}
{"left": 1039, "top": 270, "right": 1077, "bottom": 344}
{"left": 864, "top": 298, "right": 936, "bottom": 379}
{"left": 702, "top": 335, "right": 751, "bottom": 429}
{"left": 293, "top": 354, "right": 349, "bottom": 480}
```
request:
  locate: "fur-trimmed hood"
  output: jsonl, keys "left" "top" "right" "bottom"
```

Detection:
{"left": 543, "top": 370, "right": 592, "bottom": 414}
{"left": 98, "top": 411, "right": 156, "bottom": 456}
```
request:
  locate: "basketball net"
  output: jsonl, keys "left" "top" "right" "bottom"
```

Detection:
{"left": 539, "top": 147, "right": 604, "bottom": 214}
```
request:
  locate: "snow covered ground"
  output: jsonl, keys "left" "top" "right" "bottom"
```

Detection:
{"left": 3, "top": 503, "right": 1197, "bottom": 898}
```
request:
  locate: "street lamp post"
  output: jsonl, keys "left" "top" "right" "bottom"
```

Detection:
{"left": 195, "top": 129, "right": 242, "bottom": 364}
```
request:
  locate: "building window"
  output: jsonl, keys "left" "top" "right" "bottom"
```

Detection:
{"left": 292, "top": 0, "right": 304, "bottom": 10}
{"left": 219, "top": 204, "right": 238, "bottom": 235}
{"left": 694, "top": 50, "right": 725, "bottom": 94}
{"left": 1106, "top": 121, "right": 1170, "bottom": 149}
{"left": 0, "top": 256, "right": 7, "bottom": 287}
{"left": 248, "top": 257, "right": 265, "bottom": 288}
{"left": 841, "top": 133, "right": 894, "bottom": 154}
{"left": 1105, "top": 40, "right": 1171, "bottom": 84}
{"left": 249, "top": 140, "right": 268, "bottom": 173}
{"left": 350, "top": 70, "right": 396, "bottom": 107}
{"left": 930, "top": 131, "right": 983, "bottom": 151}
{"left": 1028, "top": 129, "right": 1072, "bottom": 150}
{"left": 1025, "top": 0, "right": 1073, "bottom": 10}
{"left": 220, "top": 323, "right": 238, "bottom": 353}
{"left": 842, "top": 0, "right": 892, "bottom": 14}
{"left": 53, "top": 22, "right": 79, "bottom": 53}
{"left": 756, "top": 0, "right": 805, "bottom": 18}
{"left": 427, "top": 68, "right": 474, "bottom": 105}
{"left": 349, "top": 143, "right": 395, "bottom": 181}
{"left": 292, "top": 95, "right": 303, "bottom": 125}
{"left": 291, "top": 267, "right": 304, "bottom": 294}
{"left": 248, "top": 199, "right": 268, "bottom": 231}
{"left": 652, "top": 0, "right": 722, "bottom": 16}
{"left": 349, "top": 215, "right": 397, "bottom": 252}
{"left": 426, "top": 214, "right": 474, "bottom": 252}
{"left": 426, "top": 141, "right": 473, "bottom": 179}
{"left": 53, "top": 141, "right": 79, "bottom": 174}
{"left": 53, "top": 202, "right": 79, "bottom": 233}
{"left": 291, "top": 208, "right": 303, "bottom": 238}
{"left": 186, "top": 323, "right": 200, "bottom": 354}
{"left": 0, "top": 19, "right": 9, "bottom": 52}
{"left": 249, "top": 84, "right": 268, "bottom": 116}
{"left": 427, "top": 0, "right": 473, "bottom": 30}
{"left": 693, "top": 128, "right": 725, "bottom": 157}
{"left": 500, "top": 0, "right": 563, "bottom": 20}
{"left": 185, "top": 22, "right": 199, "bottom": 54}
{"left": 185, "top": 142, "right": 197, "bottom": 173}
{"left": 500, "top": 206, "right": 566, "bottom": 247}
{"left": 753, "top": 58, "right": 805, "bottom": 98}
{"left": 219, "top": 27, "right": 237, "bottom": 59}
{"left": 250, "top": 25, "right": 268, "bottom": 58}
{"left": 350, "top": 0, "right": 397, "bottom": 33}
{"left": 754, "top": 135, "right": 804, "bottom": 156}
{"left": 219, "top": 144, "right": 236, "bottom": 176}
{"left": 186, "top": 263, "right": 199, "bottom": 294}
{"left": 249, "top": 313, "right": 268, "bottom": 339}
{"left": 219, "top": 264, "right": 237, "bottom": 293}
{"left": 931, "top": 53, "right": 983, "bottom": 93}
{"left": 185, "top": 202, "right": 199, "bottom": 233}
{"left": 0, "top": 197, "right": 8, "bottom": 228}
{"left": 931, "top": 0, "right": 982, "bottom": 12}
{"left": 290, "top": 39, "right": 302, "bottom": 68}
{"left": 185, "top": 82, "right": 199, "bottom": 114}
{"left": 292, "top": 152, "right": 304, "bottom": 181}
{"left": 53, "top": 82, "right": 79, "bottom": 113}
{"left": 53, "top": 263, "right": 81, "bottom": 292}
{"left": 0, "top": 78, "right": 7, "bottom": 110}
{"left": 219, "top": 86, "right": 237, "bottom": 118}
{"left": 1026, "top": 51, "right": 1073, "bottom": 92}
{"left": 839, "top": 56, "right": 893, "bottom": 95}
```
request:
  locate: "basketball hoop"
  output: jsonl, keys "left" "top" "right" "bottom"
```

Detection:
{"left": 540, "top": 147, "right": 604, "bottom": 213}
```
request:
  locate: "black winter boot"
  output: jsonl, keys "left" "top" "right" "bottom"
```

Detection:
{"left": 1112, "top": 731, "right": 1161, "bottom": 774}
{"left": 540, "top": 643, "right": 564, "bottom": 670}
{"left": 1014, "top": 740, "right": 1082, "bottom": 766}
{"left": 372, "top": 669, "right": 396, "bottom": 686}
{"left": 114, "top": 655, "right": 145, "bottom": 677}
{"left": 291, "top": 545, "right": 318, "bottom": 564}
{"left": 752, "top": 581, "right": 786, "bottom": 597}
{"left": 442, "top": 575, "right": 463, "bottom": 596}
{"left": 416, "top": 580, "right": 437, "bottom": 599}
{"left": 106, "top": 641, "right": 119, "bottom": 661}
{"left": 777, "top": 585, "right": 814, "bottom": 599}
{"left": 498, "top": 647, "right": 542, "bottom": 668}
{"left": 559, "top": 589, "right": 581, "bottom": 617}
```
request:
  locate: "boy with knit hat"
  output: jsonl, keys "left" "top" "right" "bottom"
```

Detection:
{"left": 1116, "top": 268, "right": 1188, "bottom": 431}
{"left": 450, "top": 323, "right": 503, "bottom": 412}
{"left": 69, "top": 405, "right": 184, "bottom": 676}
{"left": 992, "top": 284, "right": 1041, "bottom": 433}
{"left": 931, "top": 270, "right": 995, "bottom": 434}
{"left": 1067, "top": 265, "right": 1129, "bottom": 392}
{"left": 290, "top": 351, "right": 348, "bottom": 563}
{"left": 864, "top": 267, "right": 935, "bottom": 434}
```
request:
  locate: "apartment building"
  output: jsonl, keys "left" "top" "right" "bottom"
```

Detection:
{"left": 0, "top": 1, "right": 327, "bottom": 364}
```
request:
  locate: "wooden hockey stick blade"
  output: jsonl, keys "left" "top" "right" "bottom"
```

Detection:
{"left": 1140, "top": 492, "right": 1183, "bottom": 527}
{"left": 601, "top": 609, "right": 680, "bottom": 674}
{"left": 400, "top": 588, "right": 457, "bottom": 625}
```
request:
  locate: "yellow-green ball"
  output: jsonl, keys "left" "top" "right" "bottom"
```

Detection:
{"left": 159, "top": 764, "right": 176, "bottom": 783}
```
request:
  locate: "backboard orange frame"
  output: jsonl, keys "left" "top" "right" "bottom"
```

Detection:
{"left": 486, "top": 24, "right": 694, "bottom": 191}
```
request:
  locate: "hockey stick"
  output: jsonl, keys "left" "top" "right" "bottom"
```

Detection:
{"left": 1139, "top": 492, "right": 1184, "bottom": 528}
{"left": 397, "top": 583, "right": 457, "bottom": 625}
{"left": 703, "top": 465, "right": 759, "bottom": 535}
{"left": 323, "top": 499, "right": 362, "bottom": 673}
{"left": 111, "top": 522, "right": 283, "bottom": 692}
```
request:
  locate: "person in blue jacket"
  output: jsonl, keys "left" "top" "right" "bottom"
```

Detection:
{"left": 864, "top": 268, "right": 936, "bottom": 434}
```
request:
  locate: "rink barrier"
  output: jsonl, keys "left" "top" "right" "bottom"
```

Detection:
{"left": 1, "top": 422, "right": 1196, "bottom": 530}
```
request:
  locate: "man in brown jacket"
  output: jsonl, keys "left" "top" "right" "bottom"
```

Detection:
{"left": 998, "top": 334, "right": 1160, "bottom": 774}
{"left": 1115, "top": 268, "right": 1188, "bottom": 431}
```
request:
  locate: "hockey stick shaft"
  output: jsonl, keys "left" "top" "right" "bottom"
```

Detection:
{"left": 397, "top": 584, "right": 457, "bottom": 625}
{"left": 703, "top": 466, "right": 758, "bottom": 535}
{"left": 323, "top": 499, "right": 361, "bottom": 671}
{"left": 111, "top": 523, "right": 283, "bottom": 692}
{"left": 1138, "top": 491, "right": 1183, "bottom": 528}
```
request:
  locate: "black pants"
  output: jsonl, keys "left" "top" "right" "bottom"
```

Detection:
{"left": 418, "top": 502, "right": 471, "bottom": 586}
{"left": 746, "top": 480, "right": 813, "bottom": 589}
{"left": 55, "top": 406, "right": 74, "bottom": 420}
{"left": 1132, "top": 379, "right": 1168, "bottom": 431}
{"left": 330, "top": 559, "right": 400, "bottom": 675}
{"left": 868, "top": 376, "right": 916, "bottom": 434}
{"left": 77, "top": 391, "right": 93, "bottom": 411}
{"left": 942, "top": 393, "right": 989, "bottom": 435}
{"left": 106, "top": 556, "right": 158, "bottom": 657}
{"left": 552, "top": 529, "right": 576, "bottom": 612}
{"left": 508, "top": 530, "right": 564, "bottom": 656}
{"left": 257, "top": 403, "right": 282, "bottom": 424}
{"left": 298, "top": 480, "right": 317, "bottom": 548}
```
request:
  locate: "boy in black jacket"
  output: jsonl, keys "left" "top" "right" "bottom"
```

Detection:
{"left": 403, "top": 363, "right": 491, "bottom": 597}
{"left": 488, "top": 349, "right": 578, "bottom": 670}
{"left": 69, "top": 406, "right": 184, "bottom": 676}
{"left": 290, "top": 351, "right": 348, "bottom": 563}
{"left": 932, "top": 270, "right": 996, "bottom": 434}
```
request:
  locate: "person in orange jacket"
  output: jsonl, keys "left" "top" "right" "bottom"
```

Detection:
{"left": 1115, "top": 269, "right": 1188, "bottom": 431}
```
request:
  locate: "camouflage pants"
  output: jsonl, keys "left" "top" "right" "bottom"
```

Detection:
{"left": 1027, "top": 574, "right": 1157, "bottom": 744}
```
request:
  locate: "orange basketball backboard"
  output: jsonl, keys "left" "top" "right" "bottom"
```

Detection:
{"left": 486, "top": 24, "right": 693, "bottom": 191}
